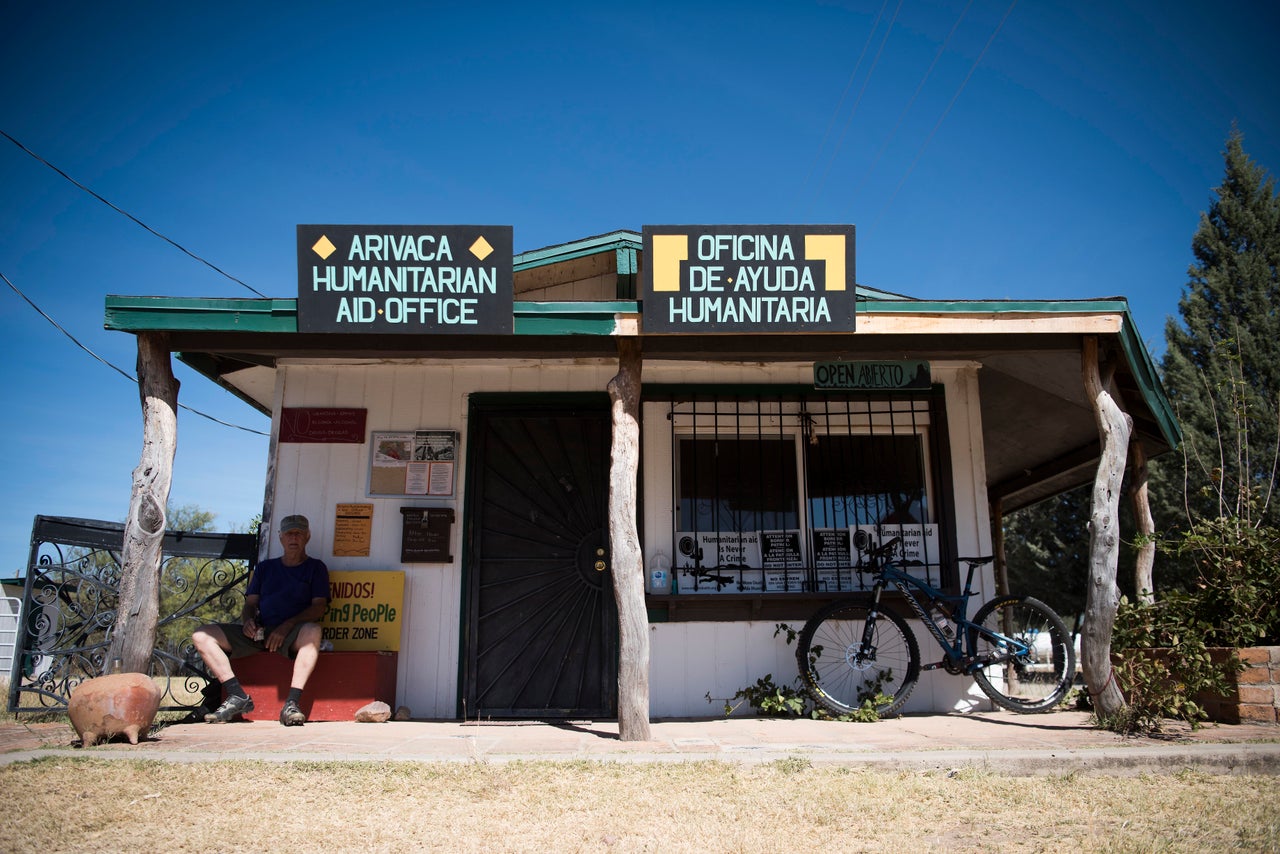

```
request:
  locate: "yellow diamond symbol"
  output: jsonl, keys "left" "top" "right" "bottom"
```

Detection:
{"left": 312, "top": 235, "right": 336, "bottom": 260}
{"left": 469, "top": 235, "right": 494, "bottom": 261}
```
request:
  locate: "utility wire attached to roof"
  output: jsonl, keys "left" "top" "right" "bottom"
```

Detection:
{"left": 1, "top": 269, "right": 269, "bottom": 436}
{"left": 1, "top": 129, "right": 267, "bottom": 298}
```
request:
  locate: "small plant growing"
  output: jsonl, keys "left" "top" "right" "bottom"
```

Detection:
{"left": 721, "top": 673, "right": 809, "bottom": 717}
{"left": 710, "top": 623, "right": 891, "bottom": 722}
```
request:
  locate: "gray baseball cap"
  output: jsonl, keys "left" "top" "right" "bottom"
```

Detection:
{"left": 279, "top": 514, "right": 310, "bottom": 533}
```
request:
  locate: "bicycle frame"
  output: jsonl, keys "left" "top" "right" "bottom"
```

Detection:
{"left": 864, "top": 552, "right": 1034, "bottom": 674}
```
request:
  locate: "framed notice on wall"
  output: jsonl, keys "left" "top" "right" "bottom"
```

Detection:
{"left": 368, "top": 430, "right": 457, "bottom": 496}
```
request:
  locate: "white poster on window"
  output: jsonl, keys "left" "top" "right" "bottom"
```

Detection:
{"left": 851, "top": 525, "right": 940, "bottom": 572}
{"left": 674, "top": 531, "right": 762, "bottom": 593}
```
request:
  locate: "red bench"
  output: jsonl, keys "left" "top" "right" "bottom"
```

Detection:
{"left": 227, "top": 650, "right": 398, "bottom": 722}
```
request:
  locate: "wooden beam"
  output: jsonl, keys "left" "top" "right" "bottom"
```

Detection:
{"left": 607, "top": 337, "right": 650, "bottom": 740}
{"left": 1130, "top": 439, "right": 1155, "bottom": 605}
{"left": 1080, "top": 336, "right": 1131, "bottom": 718}
{"left": 107, "top": 332, "right": 179, "bottom": 673}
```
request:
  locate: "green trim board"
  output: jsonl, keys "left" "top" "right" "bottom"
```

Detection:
{"left": 105, "top": 293, "right": 1178, "bottom": 448}
{"left": 106, "top": 294, "right": 1145, "bottom": 334}
{"left": 512, "top": 230, "right": 641, "bottom": 271}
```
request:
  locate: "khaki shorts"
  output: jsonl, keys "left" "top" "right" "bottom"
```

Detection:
{"left": 214, "top": 622, "right": 310, "bottom": 660}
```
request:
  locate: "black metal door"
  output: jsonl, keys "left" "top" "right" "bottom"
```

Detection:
{"left": 463, "top": 399, "right": 616, "bottom": 718}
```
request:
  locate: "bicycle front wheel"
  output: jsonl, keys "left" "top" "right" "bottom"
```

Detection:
{"left": 970, "top": 595, "right": 1075, "bottom": 713}
{"left": 796, "top": 599, "right": 920, "bottom": 717}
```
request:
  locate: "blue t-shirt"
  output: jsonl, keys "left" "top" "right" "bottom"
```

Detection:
{"left": 247, "top": 556, "right": 330, "bottom": 628}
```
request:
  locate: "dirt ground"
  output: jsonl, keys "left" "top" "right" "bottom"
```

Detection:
{"left": 0, "top": 757, "right": 1276, "bottom": 853}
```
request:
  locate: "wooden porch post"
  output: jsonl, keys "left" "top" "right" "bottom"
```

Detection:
{"left": 607, "top": 336, "right": 651, "bottom": 740}
{"left": 1130, "top": 440, "right": 1156, "bottom": 605}
{"left": 991, "top": 496, "right": 1010, "bottom": 597}
{"left": 106, "top": 332, "right": 179, "bottom": 674}
{"left": 1080, "top": 336, "right": 1130, "bottom": 717}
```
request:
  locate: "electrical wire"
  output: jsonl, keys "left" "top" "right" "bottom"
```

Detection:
{"left": 817, "top": 0, "right": 907, "bottom": 207}
{"left": 2, "top": 269, "right": 269, "bottom": 436}
{"left": 797, "top": 0, "right": 891, "bottom": 214}
{"left": 848, "top": 0, "right": 976, "bottom": 207}
{"left": 870, "top": 0, "right": 1020, "bottom": 229}
{"left": 1, "top": 129, "right": 267, "bottom": 298}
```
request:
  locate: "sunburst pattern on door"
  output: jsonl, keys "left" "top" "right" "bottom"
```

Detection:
{"left": 464, "top": 403, "right": 616, "bottom": 718}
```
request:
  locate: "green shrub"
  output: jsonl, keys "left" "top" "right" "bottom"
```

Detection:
{"left": 1107, "top": 597, "right": 1240, "bottom": 733}
{"left": 1103, "top": 515, "right": 1277, "bottom": 734}
{"left": 1171, "top": 515, "right": 1280, "bottom": 647}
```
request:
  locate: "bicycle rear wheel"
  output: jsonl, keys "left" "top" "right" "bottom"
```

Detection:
{"left": 796, "top": 599, "right": 920, "bottom": 717}
{"left": 970, "top": 595, "right": 1075, "bottom": 713}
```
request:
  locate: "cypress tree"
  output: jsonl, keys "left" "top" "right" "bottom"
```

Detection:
{"left": 1155, "top": 128, "right": 1280, "bottom": 537}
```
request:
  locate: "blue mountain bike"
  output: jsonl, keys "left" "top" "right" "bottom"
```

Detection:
{"left": 797, "top": 532, "right": 1076, "bottom": 716}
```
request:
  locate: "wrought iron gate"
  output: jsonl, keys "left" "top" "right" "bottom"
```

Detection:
{"left": 6, "top": 515, "right": 258, "bottom": 715}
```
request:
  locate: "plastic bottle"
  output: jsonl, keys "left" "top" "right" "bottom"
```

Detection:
{"left": 648, "top": 555, "right": 671, "bottom": 594}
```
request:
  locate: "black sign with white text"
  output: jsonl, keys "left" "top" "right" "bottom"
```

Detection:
{"left": 297, "top": 224, "right": 513, "bottom": 334}
{"left": 641, "top": 225, "right": 855, "bottom": 333}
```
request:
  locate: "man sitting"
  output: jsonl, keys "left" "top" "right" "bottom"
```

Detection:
{"left": 192, "top": 514, "right": 329, "bottom": 726}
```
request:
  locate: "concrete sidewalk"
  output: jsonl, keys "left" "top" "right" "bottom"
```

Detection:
{"left": 3, "top": 710, "right": 1279, "bottom": 775}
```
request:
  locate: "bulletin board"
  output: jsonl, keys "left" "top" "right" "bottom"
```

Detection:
{"left": 368, "top": 430, "right": 457, "bottom": 496}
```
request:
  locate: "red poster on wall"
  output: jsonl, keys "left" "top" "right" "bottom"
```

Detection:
{"left": 280, "top": 408, "right": 367, "bottom": 443}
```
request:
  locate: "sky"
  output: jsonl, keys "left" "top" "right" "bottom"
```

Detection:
{"left": 2, "top": 1, "right": 1278, "bottom": 577}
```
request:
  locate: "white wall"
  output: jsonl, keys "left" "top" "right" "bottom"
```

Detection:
{"left": 268, "top": 359, "right": 618, "bottom": 718}
{"left": 267, "top": 357, "right": 997, "bottom": 718}
{"left": 639, "top": 360, "right": 997, "bottom": 716}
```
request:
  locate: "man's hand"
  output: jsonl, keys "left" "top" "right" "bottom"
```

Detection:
{"left": 264, "top": 624, "right": 292, "bottom": 653}
{"left": 242, "top": 615, "right": 264, "bottom": 642}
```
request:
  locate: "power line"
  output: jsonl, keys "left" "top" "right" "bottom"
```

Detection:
{"left": 816, "top": 0, "right": 907, "bottom": 207}
{"left": 1, "top": 129, "right": 267, "bottom": 298}
{"left": 848, "top": 0, "right": 976, "bottom": 208}
{"left": 797, "top": 0, "right": 891, "bottom": 216}
{"left": 870, "top": 0, "right": 1021, "bottom": 229}
{"left": 2, "top": 269, "right": 269, "bottom": 436}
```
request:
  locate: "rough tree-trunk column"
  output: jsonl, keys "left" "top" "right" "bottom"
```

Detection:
{"left": 106, "top": 332, "right": 179, "bottom": 674}
{"left": 1081, "top": 336, "right": 1131, "bottom": 718}
{"left": 1130, "top": 440, "right": 1156, "bottom": 605}
{"left": 607, "top": 337, "right": 650, "bottom": 741}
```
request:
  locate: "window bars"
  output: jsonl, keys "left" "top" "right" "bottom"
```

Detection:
{"left": 658, "top": 388, "right": 954, "bottom": 595}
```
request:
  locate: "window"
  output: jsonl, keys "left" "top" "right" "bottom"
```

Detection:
{"left": 657, "top": 388, "right": 953, "bottom": 599}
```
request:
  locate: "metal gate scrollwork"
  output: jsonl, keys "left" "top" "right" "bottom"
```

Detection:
{"left": 6, "top": 515, "right": 258, "bottom": 716}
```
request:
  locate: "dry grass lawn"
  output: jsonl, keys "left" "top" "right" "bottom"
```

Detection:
{"left": 0, "top": 757, "right": 1276, "bottom": 852}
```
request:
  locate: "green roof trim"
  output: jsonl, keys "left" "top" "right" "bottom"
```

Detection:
{"left": 103, "top": 296, "right": 637, "bottom": 336}
{"left": 513, "top": 230, "right": 642, "bottom": 271}
{"left": 103, "top": 293, "right": 1179, "bottom": 448}
{"left": 857, "top": 297, "right": 1133, "bottom": 313}
{"left": 106, "top": 295, "right": 1145, "bottom": 332}
{"left": 105, "top": 296, "right": 297, "bottom": 333}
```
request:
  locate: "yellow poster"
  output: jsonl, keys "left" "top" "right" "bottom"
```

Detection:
{"left": 323, "top": 570, "right": 405, "bottom": 651}
{"left": 333, "top": 503, "right": 373, "bottom": 556}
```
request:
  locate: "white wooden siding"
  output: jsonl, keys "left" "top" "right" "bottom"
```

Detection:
{"left": 267, "top": 357, "right": 996, "bottom": 718}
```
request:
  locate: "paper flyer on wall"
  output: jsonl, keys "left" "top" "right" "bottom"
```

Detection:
{"left": 370, "top": 429, "right": 456, "bottom": 496}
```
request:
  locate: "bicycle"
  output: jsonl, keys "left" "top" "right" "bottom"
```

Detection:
{"left": 796, "top": 531, "right": 1076, "bottom": 717}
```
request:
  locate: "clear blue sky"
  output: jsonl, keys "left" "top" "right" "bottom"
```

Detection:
{"left": 2, "top": 1, "right": 1278, "bottom": 576}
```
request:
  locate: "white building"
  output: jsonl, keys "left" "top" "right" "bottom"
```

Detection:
{"left": 105, "top": 228, "right": 1178, "bottom": 719}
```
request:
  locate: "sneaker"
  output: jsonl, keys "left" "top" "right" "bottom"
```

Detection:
{"left": 279, "top": 698, "right": 306, "bottom": 727}
{"left": 204, "top": 694, "right": 254, "bottom": 723}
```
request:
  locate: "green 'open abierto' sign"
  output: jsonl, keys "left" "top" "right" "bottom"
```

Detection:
{"left": 814, "top": 360, "right": 931, "bottom": 390}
